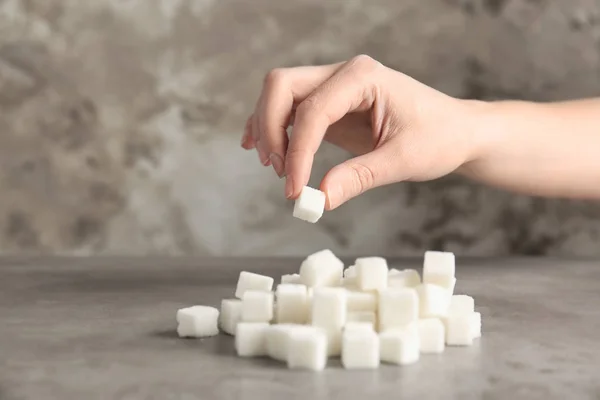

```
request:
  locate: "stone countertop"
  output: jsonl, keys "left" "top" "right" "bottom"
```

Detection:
{"left": 1, "top": 257, "right": 599, "bottom": 400}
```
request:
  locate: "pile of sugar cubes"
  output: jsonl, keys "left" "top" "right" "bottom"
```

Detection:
{"left": 176, "top": 249, "right": 482, "bottom": 371}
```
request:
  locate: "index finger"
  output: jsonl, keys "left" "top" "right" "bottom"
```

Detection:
{"left": 284, "top": 55, "right": 382, "bottom": 199}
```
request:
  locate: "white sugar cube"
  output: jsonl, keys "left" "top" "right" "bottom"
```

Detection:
{"left": 324, "top": 328, "right": 342, "bottom": 356}
{"left": 388, "top": 269, "right": 421, "bottom": 288}
{"left": 287, "top": 327, "right": 328, "bottom": 371}
{"left": 445, "top": 314, "right": 474, "bottom": 346}
{"left": 426, "top": 274, "right": 457, "bottom": 293}
{"left": 293, "top": 186, "right": 326, "bottom": 223}
{"left": 344, "top": 321, "right": 375, "bottom": 333}
{"left": 346, "top": 291, "right": 377, "bottom": 313}
{"left": 276, "top": 284, "right": 309, "bottom": 324}
{"left": 416, "top": 284, "right": 450, "bottom": 318}
{"left": 341, "top": 329, "right": 380, "bottom": 369}
{"left": 356, "top": 257, "right": 388, "bottom": 291}
{"left": 235, "top": 271, "right": 274, "bottom": 299}
{"left": 344, "top": 265, "right": 356, "bottom": 278}
{"left": 241, "top": 291, "right": 274, "bottom": 322}
{"left": 379, "top": 324, "right": 420, "bottom": 365}
{"left": 471, "top": 312, "right": 482, "bottom": 338}
{"left": 281, "top": 273, "right": 301, "bottom": 284}
{"left": 378, "top": 288, "right": 418, "bottom": 332}
{"left": 388, "top": 268, "right": 401, "bottom": 276}
{"left": 311, "top": 287, "right": 346, "bottom": 330}
{"left": 235, "top": 322, "right": 270, "bottom": 357}
{"left": 423, "top": 251, "right": 455, "bottom": 282}
{"left": 299, "top": 249, "right": 344, "bottom": 287}
{"left": 448, "top": 295, "right": 475, "bottom": 315}
{"left": 342, "top": 276, "right": 358, "bottom": 290}
{"left": 417, "top": 318, "right": 445, "bottom": 354}
{"left": 347, "top": 311, "right": 377, "bottom": 330}
{"left": 219, "top": 299, "right": 242, "bottom": 335}
{"left": 176, "top": 306, "right": 219, "bottom": 338}
{"left": 265, "top": 324, "right": 295, "bottom": 362}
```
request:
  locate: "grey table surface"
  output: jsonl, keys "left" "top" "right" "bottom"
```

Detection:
{"left": 1, "top": 257, "right": 599, "bottom": 400}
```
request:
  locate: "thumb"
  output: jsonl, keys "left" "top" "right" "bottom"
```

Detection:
{"left": 321, "top": 144, "right": 404, "bottom": 210}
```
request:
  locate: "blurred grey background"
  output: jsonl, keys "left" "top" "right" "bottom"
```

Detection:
{"left": 0, "top": 0, "right": 599, "bottom": 257}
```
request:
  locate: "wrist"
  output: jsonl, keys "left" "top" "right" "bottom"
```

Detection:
{"left": 456, "top": 99, "right": 496, "bottom": 164}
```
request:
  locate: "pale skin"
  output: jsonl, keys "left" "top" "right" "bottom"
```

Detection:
{"left": 240, "top": 55, "right": 600, "bottom": 210}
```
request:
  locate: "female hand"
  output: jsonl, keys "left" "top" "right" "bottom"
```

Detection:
{"left": 241, "top": 55, "right": 480, "bottom": 210}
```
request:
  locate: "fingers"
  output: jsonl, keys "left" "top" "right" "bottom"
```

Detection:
{"left": 241, "top": 115, "right": 256, "bottom": 149}
{"left": 321, "top": 142, "right": 403, "bottom": 210}
{"left": 241, "top": 63, "right": 343, "bottom": 175}
{"left": 260, "top": 64, "right": 343, "bottom": 177}
{"left": 285, "top": 55, "right": 383, "bottom": 198}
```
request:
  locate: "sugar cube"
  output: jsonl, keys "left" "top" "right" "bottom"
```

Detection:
{"left": 426, "top": 274, "right": 456, "bottom": 292}
{"left": 471, "top": 312, "right": 482, "bottom": 338}
{"left": 417, "top": 318, "right": 445, "bottom": 354}
{"left": 416, "top": 284, "right": 450, "bottom": 318}
{"left": 379, "top": 324, "right": 420, "bottom": 365}
{"left": 346, "top": 291, "right": 377, "bottom": 313}
{"left": 344, "top": 265, "right": 356, "bottom": 278}
{"left": 235, "top": 322, "right": 270, "bottom": 357}
{"left": 344, "top": 321, "right": 375, "bottom": 333}
{"left": 341, "top": 329, "right": 380, "bottom": 369}
{"left": 219, "top": 299, "right": 242, "bottom": 335}
{"left": 235, "top": 271, "right": 274, "bottom": 299}
{"left": 448, "top": 295, "right": 475, "bottom": 315}
{"left": 287, "top": 327, "right": 328, "bottom": 371}
{"left": 445, "top": 314, "right": 474, "bottom": 346}
{"left": 299, "top": 249, "right": 344, "bottom": 287}
{"left": 388, "top": 269, "right": 421, "bottom": 288}
{"left": 378, "top": 288, "right": 418, "bottom": 332}
{"left": 293, "top": 186, "right": 326, "bottom": 223}
{"left": 281, "top": 273, "right": 301, "bottom": 284}
{"left": 311, "top": 287, "right": 346, "bottom": 330}
{"left": 423, "top": 251, "right": 455, "bottom": 283}
{"left": 346, "top": 311, "right": 377, "bottom": 330}
{"left": 241, "top": 291, "right": 274, "bottom": 322}
{"left": 388, "top": 268, "right": 401, "bottom": 276}
{"left": 342, "top": 275, "right": 358, "bottom": 289}
{"left": 324, "top": 328, "right": 342, "bottom": 356}
{"left": 356, "top": 257, "right": 388, "bottom": 291}
{"left": 276, "top": 284, "right": 309, "bottom": 324}
{"left": 176, "top": 305, "right": 220, "bottom": 338}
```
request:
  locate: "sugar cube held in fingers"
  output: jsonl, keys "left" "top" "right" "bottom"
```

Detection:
{"left": 293, "top": 186, "right": 326, "bottom": 223}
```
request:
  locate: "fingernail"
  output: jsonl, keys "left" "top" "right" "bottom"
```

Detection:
{"left": 240, "top": 132, "right": 249, "bottom": 147}
{"left": 269, "top": 153, "right": 285, "bottom": 178}
{"left": 285, "top": 176, "right": 294, "bottom": 199}
{"left": 326, "top": 185, "right": 342, "bottom": 210}
{"left": 255, "top": 140, "right": 270, "bottom": 165}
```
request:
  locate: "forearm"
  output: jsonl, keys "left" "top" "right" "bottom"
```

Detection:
{"left": 459, "top": 98, "right": 600, "bottom": 199}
